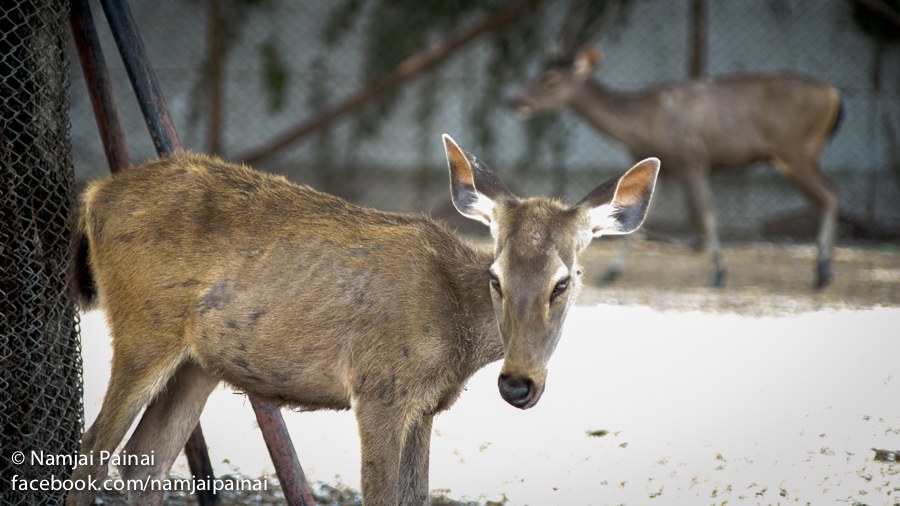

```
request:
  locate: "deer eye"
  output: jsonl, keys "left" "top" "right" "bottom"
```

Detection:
{"left": 489, "top": 272, "right": 502, "bottom": 297}
{"left": 551, "top": 276, "right": 570, "bottom": 302}
{"left": 540, "top": 71, "right": 561, "bottom": 87}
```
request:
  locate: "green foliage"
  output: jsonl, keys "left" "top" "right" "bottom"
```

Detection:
{"left": 260, "top": 38, "right": 289, "bottom": 113}
{"left": 186, "top": 0, "right": 289, "bottom": 131}
{"left": 322, "top": 1, "right": 509, "bottom": 140}
{"left": 185, "top": 0, "right": 628, "bottom": 165}
{"left": 321, "top": 0, "right": 627, "bottom": 160}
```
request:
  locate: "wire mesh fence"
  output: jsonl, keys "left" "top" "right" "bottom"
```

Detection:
{"left": 0, "top": 0, "right": 893, "bottom": 503}
{"left": 1, "top": 1, "right": 82, "bottom": 505}
{"left": 69, "top": 0, "right": 899, "bottom": 244}
{"left": 67, "top": 0, "right": 900, "bottom": 245}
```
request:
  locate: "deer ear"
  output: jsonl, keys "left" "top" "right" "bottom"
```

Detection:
{"left": 577, "top": 157, "right": 659, "bottom": 237}
{"left": 574, "top": 47, "right": 602, "bottom": 77}
{"left": 443, "top": 134, "right": 512, "bottom": 226}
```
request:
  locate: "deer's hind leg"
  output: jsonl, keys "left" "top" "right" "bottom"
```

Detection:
{"left": 774, "top": 155, "right": 839, "bottom": 289}
{"left": 118, "top": 361, "right": 219, "bottom": 504}
{"left": 68, "top": 334, "right": 188, "bottom": 506}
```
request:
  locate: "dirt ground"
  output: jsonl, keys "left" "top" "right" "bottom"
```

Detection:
{"left": 577, "top": 238, "right": 900, "bottom": 315}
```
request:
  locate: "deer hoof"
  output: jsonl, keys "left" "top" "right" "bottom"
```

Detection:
{"left": 711, "top": 268, "right": 726, "bottom": 289}
{"left": 814, "top": 263, "right": 833, "bottom": 290}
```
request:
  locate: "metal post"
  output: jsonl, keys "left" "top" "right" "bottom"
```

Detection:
{"left": 70, "top": 0, "right": 215, "bottom": 504}
{"left": 72, "top": 1, "right": 313, "bottom": 503}
{"left": 98, "top": 0, "right": 182, "bottom": 156}
{"left": 250, "top": 396, "right": 318, "bottom": 505}
{"left": 69, "top": 0, "right": 131, "bottom": 173}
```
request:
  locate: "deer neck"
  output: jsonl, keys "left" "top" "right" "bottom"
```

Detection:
{"left": 451, "top": 245, "right": 504, "bottom": 376}
{"left": 569, "top": 79, "right": 646, "bottom": 149}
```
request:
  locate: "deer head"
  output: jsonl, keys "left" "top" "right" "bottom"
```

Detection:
{"left": 511, "top": 0, "right": 624, "bottom": 117}
{"left": 511, "top": 48, "right": 603, "bottom": 119}
{"left": 443, "top": 134, "right": 658, "bottom": 409}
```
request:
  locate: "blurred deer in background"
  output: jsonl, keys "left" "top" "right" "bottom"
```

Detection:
{"left": 67, "top": 135, "right": 658, "bottom": 505}
{"left": 512, "top": 47, "right": 843, "bottom": 289}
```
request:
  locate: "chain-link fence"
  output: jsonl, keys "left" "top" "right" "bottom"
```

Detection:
{"left": 1, "top": 1, "right": 82, "bottom": 505}
{"left": 67, "top": 0, "right": 900, "bottom": 238}
{"left": 1, "top": 0, "right": 893, "bottom": 502}
{"left": 69, "top": 0, "right": 899, "bottom": 241}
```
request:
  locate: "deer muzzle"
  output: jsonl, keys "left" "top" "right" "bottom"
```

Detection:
{"left": 498, "top": 371, "right": 546, "bottom": 409}
{"left": 508, "top": 96, "right": 535, "bottom": 120}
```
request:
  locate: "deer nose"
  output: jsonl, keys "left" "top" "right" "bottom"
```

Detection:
{"left": 498, "top": 373, "right": 535, "bottom": 409}
{"left": 507, "top": 96, "right": 534, "bottom": 119}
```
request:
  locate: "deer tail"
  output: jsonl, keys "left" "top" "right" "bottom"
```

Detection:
{"left": 828, "top": 96, "right": 844, "bottom": 142}
{"left": 69, "top": 201, "right": 98, "bottom": 311}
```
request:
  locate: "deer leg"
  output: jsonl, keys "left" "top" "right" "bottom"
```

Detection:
{"left": 810, "top": 180, "right": 839, "bottom": 290}
{"left": 67, "top": 345, "right": 187, "bottom": 506}
{"left": 117, "top": 361, "right": 219, "bottom": 504}
{"left": 683, "top": 172, "right": 726, "bottom": 287}
{"left": 774, "top": 157, "right": 839, "bottom": 289}
{"left": 816, "top": 199, "right": 839, "bottom": 289}
{"left": 399, "top": 413, "right": 434, "bottom": 505}
{"left": 683, "top": 182, "right": 707, "bottom": 252}
{"left": 355, "top": 399, "right": 407, "bottom": 505}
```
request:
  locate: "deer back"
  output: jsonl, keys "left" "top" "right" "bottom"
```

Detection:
{"left": 81, "top": 153, "right": 493, "bottom": 411}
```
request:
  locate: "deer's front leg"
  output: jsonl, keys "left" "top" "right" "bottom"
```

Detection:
{"left": 682, "top": 169, "right": 726, "bottom": 287}
{"left": 355, "top": 399, "right": 405, "bottom": 505}
{"left": 399, "top": 413, "right": 433, "bottom": 505}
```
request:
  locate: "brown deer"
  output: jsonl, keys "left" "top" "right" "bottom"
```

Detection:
{"left": 67, "top": 135, "right": 658, "bottom": 505}
{"left": 511, "top": 48, "right": 843, "bottom": 289}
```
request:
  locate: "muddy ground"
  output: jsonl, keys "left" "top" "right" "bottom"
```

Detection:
{"left": 92, "top": 238, "right": 900, "bottom": 506}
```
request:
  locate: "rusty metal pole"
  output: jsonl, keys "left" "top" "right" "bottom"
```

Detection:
{"left": 73, "top": 1, "right": 314, "bottom": 503}
{"left": 69, "top": 2, "right": 219, "bottom": 505}
{"left": 250, "top": 396, "right": 318, "bottom": 505}
{"left": 69, "top": 0, "right": 131, "bottom": 173}
{"left": 98, "top": 0, "right": 182, "bottom": 156}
